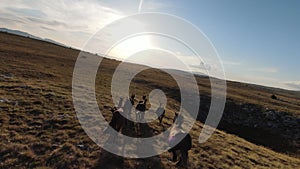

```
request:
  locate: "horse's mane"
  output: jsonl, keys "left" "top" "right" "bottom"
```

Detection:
{"left": 169, "top": 124, "right": 185, "bottom": 139}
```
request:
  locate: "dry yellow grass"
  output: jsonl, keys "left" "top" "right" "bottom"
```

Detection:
{"left": 0, "top": 32, "right": 299, "bottom": 168}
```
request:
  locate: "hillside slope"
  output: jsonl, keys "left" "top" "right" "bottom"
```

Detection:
{"left": 0, "top": 32, "right": 299, "bottom": 168}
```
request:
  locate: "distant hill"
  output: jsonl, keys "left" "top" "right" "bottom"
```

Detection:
{"left": 0, "top": 27, "right": 67, "bottom": 47}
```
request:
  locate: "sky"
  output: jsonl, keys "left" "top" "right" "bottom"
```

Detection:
{"left": 0, "top": 0, "right": 299, "bottom": 90}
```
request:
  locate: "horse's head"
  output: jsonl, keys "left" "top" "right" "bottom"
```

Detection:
{"left": 130, "top": 94, "right": 135, "bottom": 100}
{"left": 173, "top": 112, "right": 183, "bottom": 127}
{"left": 173, "top": 112, "right": 178, "bottom": 123}
{"left": 110, "top": 106, "right": 118, "bottom": 113}
{"left": 142, "top": 95, "right": 147, "bottom": 100}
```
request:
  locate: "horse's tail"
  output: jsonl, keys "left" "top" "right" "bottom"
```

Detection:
{"left": 185, "top": 134, "right": 192, "bottom": 150}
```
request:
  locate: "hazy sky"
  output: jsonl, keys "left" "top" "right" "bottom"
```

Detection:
{"left": 0, "top": 0, "right": 299, "bottom": 90}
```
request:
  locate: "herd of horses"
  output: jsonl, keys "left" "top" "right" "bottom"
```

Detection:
{"left": 106, "top": 94, "right": 192, "bottom": 167}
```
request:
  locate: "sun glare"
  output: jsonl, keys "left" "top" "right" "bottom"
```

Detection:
{"left": 108, "top": 35, "right": 154, "bottom": 60}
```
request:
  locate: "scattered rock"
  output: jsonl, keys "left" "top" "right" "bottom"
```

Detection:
{"left": 0, "top": 98, "right": 9, "bottom": 103}
{"left": 17, "top": 101, "right": 31, "bottom": 106}
{"left": 33, "top": 101, "right": 43, "bottom": 105}
{"left": 77, "top": 144, "right": 87, "bottom": 150}
{"left": 271, "top": 94, "right": 278, "bottom": 100}
{"left": 51, "top": 144, "right": 60, "bottom": 150}
{"left": 29, "top": 109, "right": 43, "bottom": 115}
{"left": 11, "top": 101, "right": 18, "bottom": 106}
{"left": 0, "top": 73, "right": 14, "bottom": 79}
{"left": 44, "top": 92, "right": 56, "bottom": 98}
{"left": 19, "top": 85, "right": 30, "bottom": 89}
{"left": 57, "top": 114, "right": 70, "bottom": 118}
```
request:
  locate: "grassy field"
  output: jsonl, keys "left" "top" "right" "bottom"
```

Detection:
{"left": 0, "top": 32, "right": 299, "bottom": 168}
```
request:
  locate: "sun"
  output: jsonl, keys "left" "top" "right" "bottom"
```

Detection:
{"left": 108, "top": 35, "right": 154, "bottom": 60}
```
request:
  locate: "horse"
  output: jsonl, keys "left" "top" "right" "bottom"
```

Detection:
{"left": 155, "top": 103, "right": 165, "bottom": 124}
{"left": 168, "top": 112, "right": 192, "bottom": 167}
{"left": 123, "top": 94, "right": 135, "bottom": 126}
{"left": 108, "top": 107, "right": 126, "bottom": 133}
{"left": 135, "top": 95, "right": 147, "bottom": 122}
{"left": 130, "top": 94, "right": 135, "bottom": 105}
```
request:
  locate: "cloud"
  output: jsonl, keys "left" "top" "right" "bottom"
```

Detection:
{"left": 26, "top": 17, "right": 69, "bottom": 27}
{"left": 250, "top": 67, "right": 278, "bottom": 73}
{"left": 261, "top": 67, "right": 278, "bottom": 73}
{"left": 222, "top": 60, "right": 241, "bottom": 66}
{"left": 40, "top": 25, "right": 55, "bottom": 31}
{"left": 141, "top": 0, "right": 169, "bottom": 11}
{"left": 0, "top": 0, "right": 171, "bottom": 50}
{"left": 0, "top": 0, "right": 125, "bottom": 48}
{"left": 6, "top": 7, "right": 47, "bottom": 18}
{"left": 0, "top": 15, "right": 25, "bottom": 24}
{"left": 284, "top": 81, "right": 300, "bottom": 90}
{"left": 190, "top": 62, "right": 212, "bottom": 71}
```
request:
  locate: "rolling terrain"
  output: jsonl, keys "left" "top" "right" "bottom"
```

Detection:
{"left": 0, "top": 32, "right": 299, "bottom": 168}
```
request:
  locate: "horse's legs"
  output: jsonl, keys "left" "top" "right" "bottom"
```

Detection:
{"left": 138, "top": 112, "right": 141, "bottom": 122}
{"left": 171, "top": 150, "right": 177, "bottom": 162}
{"left": 141, "top": 112, "right": 145, "bottom": 122}
{"left": 135, "top": 112, "right": 141, "bottom": 122}
{"left": 159, "top": 115, "right": 164, "bottom": 124}
{"left": 135, "top": 112, "right": 140, "bottom": 135}
{"left": 125, "top": 113, "right": 128, "bottom": 126}
{"left": 179, "top": 149, "right": 188, "bottom": 167}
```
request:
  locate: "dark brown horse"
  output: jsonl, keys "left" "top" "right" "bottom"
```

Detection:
{"left": 155, "top": 103, "right": 165, "bottom": 124}
{"left": 168, "top": 112, "right": 192, "bottom": 167}
{"left": 108, "top": 107, "right": 125, "bottom": 133}
{"left": 107, "top": 94, "right": 135, "bottom": 132}
{"left": 135, "top": 95, "right": 147, "bottom": 122}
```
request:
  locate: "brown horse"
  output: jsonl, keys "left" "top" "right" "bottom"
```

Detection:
{"left": 108, "top": 107, "right": 125, "bottom": 133}
{"left": 107, "top": 94, "right": 135, "bottom": 132}
{"left": 155, "top": 103, "right": 165, "bottom": 124}
{"left": 122, "top": 94, "right": 135, "bottom": 127}
{"left": 168, "top": 112, "right": 192, "bottom": 167}
{"left": 135, "top": 95, "right": 147, "bottom": 122}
